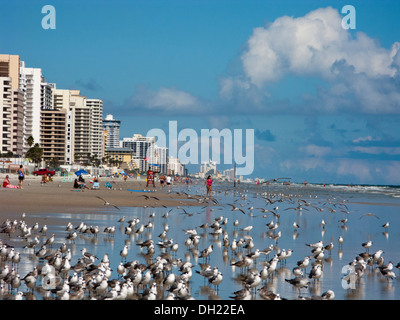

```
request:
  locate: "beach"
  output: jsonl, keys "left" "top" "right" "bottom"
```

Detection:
{"left": 0, "top": 174, "right": 201, "bottom": 218}
{"left": 0, "top": 178, "right": 400, "bottom": 301}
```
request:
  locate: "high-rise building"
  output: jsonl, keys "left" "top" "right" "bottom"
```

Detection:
{"left": 200, "top": 160, "right": 217, "bottom": 177}
{"left": 0, "top": 77, "right": 13, "bottom": 154}
{"left": 155, "top": 146, "right": 168, "bottom": 174}
{"left": 11, "top": 89, "right": 24, "bottom": 156}
{"left": 0, "top": 54, "right": 25, "bottom": 156}
{"left": 121, "top": 134, "right": 155, "bottom": 172}
{"left": 103, "top": 114, "right": 120, "bottom": 149}
{"left": 40, "top": 108, "right": 67, "bottom": 164}
{"left": 168, "top": 156, "right": 186, "bottom": 176}
{"left": 51, "top": 88, "right": 103, "bottom": 164}
{"left": 21, "top": 65, "right": 44, "bottom": 149}
{"left": 0, "top": 54, "right": 20, "bottom": 90}
{"left": 87, "top": 99, "right": 104, "bottom": 160}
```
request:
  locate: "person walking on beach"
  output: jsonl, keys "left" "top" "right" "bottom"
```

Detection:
{"left": 166, "top": 175, "right": 172, "bottom": 189}
{"left": 159, "top": 174, "right": 165, "bottom": 188}
{"left": 205, "top": 175, "right": 213, "bottom": 197}
{"left": 17, "top": 165, "right": 25, "bottom": 189}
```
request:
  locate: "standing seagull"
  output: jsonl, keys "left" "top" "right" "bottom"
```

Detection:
{"left": 362, "top": 241, "right": 373, "bottom": 252}
{"left": 285, "top": 277, "right": 310, "bottom": 297}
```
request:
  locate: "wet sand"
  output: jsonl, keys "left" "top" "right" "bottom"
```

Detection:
{"left": 0, "top": 175, "right": 201, "bottom": 218}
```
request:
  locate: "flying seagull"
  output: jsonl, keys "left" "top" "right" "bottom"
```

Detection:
{"left": 359, "top": 213, "right": 380, "bottom": 219}
{"left": 228, "top": 204, "right": 246, "bottom": 215}
{"left": 95, "top": 196, "right": 120, "bottom": 210}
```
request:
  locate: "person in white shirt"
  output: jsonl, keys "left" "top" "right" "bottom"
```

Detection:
{"left": 166, "top": 176, "right": 172, "bottom": 189}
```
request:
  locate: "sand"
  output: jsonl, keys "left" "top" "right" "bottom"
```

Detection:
{"left": 0, "top": 174, "right": 202, "bottom": 219}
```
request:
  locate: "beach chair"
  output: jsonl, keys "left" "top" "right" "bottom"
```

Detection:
{"left": 92, "top": 182, "right": 100, "bottom": 190}
{"left": 105, "top": 182, "right": 112, "bottom": 189}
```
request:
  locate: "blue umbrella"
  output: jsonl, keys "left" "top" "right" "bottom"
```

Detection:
{"left": 75, "top": 169, "right": 88, "bottom": 176}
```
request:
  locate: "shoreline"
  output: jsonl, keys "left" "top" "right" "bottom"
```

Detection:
{"left": 0, "top": 175, "right": 203, "bottom": 219}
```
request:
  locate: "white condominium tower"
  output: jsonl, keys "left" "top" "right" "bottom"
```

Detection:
{"left": 103, "top": 114, "right": 120, "bottom": 149}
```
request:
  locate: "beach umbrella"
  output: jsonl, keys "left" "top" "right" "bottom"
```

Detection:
{"left": 75, "top": 169, "right": 88, "bottom": 176}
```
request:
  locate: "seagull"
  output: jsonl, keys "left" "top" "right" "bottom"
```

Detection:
{"left": 96, "top": 196, "right": 120, "bottom": 210}
{"left": 120, "top": 245, "right": 129, "bottom": 261}
{"left": 306, "top": 241, "right": 324, "bottom": 249}
{"left": 320, "top": 290, "right": 335, "bottom": 300}
{"left": 360, "top": 213, "right": 380, "bottom": 219}
{"left": 338, "top": 236, "right": 344, "bottom": 247}
{"left": 209, "top": 271, "right": 223, "bottom": 289}
{"left": 229, "top": 285, "right": 252, "bottom": 300}
{"left": 309, "top": 264, "right": 323, "bottom": 281}
{"left": 382, "top": 222, "right": 390, "bottom": 229}
{"left": 258, "top": 287, "right": 284, "bottom": 300}
{"left": 362, "top": 241, "right": 373, "bottom": 252}
{"left": 118, "top": 216, "right": 126, "bottom": 223}
{"left": 66, "top": 231, "right": 77, "bottom": 242}
{"left": 297, "top": 256, "right": 311, "bottom": 271}
{"left": 228, "top": 204, "right": 246, "bottom": 214}
{"left": 285, "top": 277, "right": 310, "bottom": 296}
{"left": 241, "top": 225, "right": 253, "bottom": 232}
{"left": 141, "top": 194, "right": 160, "bottom": 201}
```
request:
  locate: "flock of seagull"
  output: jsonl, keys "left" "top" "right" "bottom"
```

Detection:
{"left": 0, "top": 183, "right": 398, "bottom": 300}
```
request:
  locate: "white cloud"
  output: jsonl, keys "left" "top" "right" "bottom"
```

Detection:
{"left": 129, "top": 85, "right": 203, "bottom": 113}
{"left": 336, "top": 159, "right": 373, "bottom": 181}
{"left": 241, "top": 7, "right": 399, "bottom": 87}
{"left": 300, "top": 144, "right": 332, "bottom": 157}
{"left": 352, "top": 136, "right": 380, "bottom": 143}
{"left": 216, "top": 6, "right": 400, "bottom": 115}
{"left": 353, "top": 146, "right": 400, "bottom": 155}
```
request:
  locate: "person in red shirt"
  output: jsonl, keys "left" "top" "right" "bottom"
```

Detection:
{"left": 3, "top": 175, "right": 19, "bottom": 189}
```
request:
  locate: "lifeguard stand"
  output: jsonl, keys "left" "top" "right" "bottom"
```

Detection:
{"left": 146, "top": 170, "right": 155, "bottom": 187}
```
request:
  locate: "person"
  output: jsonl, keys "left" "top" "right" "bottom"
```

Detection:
{"left": 3, "top": 175, "right": 19, "bottom": 189}
{"left": 41, "top": 175, "right": 47, "bottom": 184}
{"left": 166, "top": 175, "right": 172, "bottom": 189}
{"left": 74, "top": 178, "right": 89, "bottom": 190}
{"left": 205, "top": 175, "right": 213, "bottom": 197}
{"left": 159, "top": 174, "right": 165, "bottom": 188}
{"left": 17, "top": 165, "right": 24, "bottom": 189}
{"left": 124, "top": 174, "right": 128, "bottom": 182}
{"left": 78, "top": 174, "right": 85, "bottom": 183}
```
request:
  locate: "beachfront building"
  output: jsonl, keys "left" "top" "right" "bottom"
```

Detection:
{"left": 40, "top": 108, "right": 67, "bottom": 165}
{"left": 103, "top": 114, "right": 120, "bottom": 149}
{"left": 154, "top": 146, "right": 168, "bottom": 174}
{"left": 87, "top": 99, "right": 104, "bottom": 160}
{"left": 0, "top": 77, "right": 13, "bottom": 154}
{"left": 199, "top": 160, "right": 217, "bottom": 178}
{"left": 11, "top": 89, "right": 25, "bottom": 156}
{"left": 0, "top": 54, "right": 26, "bottom": 156}
{"left": 168, "top": 156, "right": 186, "bottom": 176}
{"left": 50, "top": 88, "right": 104, "bottom": 164}
{"left": 20, "top": 64, "right": 45, "bottom": 149}
{"left": 121, "top": 134, "right": 155, "bottom": 173}
{"left": 223, "top": 168, "right": 235, "bottom": 181}
{"left": 105, "top": 147, "right": 138, "bottom": 171}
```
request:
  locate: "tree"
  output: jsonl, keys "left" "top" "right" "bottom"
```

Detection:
{"left": 27, "top": 136, "right": 34, "bottom": 148}
{"left": 26, "top": 143, "right": 43, "bottom": 168}
{"left": 48, "top": 157, "right": 60, "bottom": 170}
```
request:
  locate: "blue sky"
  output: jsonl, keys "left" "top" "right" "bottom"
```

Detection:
{"left": 2, "top": 0, "right": 400, "bottom": 184}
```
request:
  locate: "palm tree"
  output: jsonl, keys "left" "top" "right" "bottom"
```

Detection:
{"left": 27, "top": 136, "right": 34, "bottom": 148}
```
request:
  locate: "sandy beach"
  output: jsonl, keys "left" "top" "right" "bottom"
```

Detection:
{"left": 0, "top": 174, "right": 201, "bottom": 218}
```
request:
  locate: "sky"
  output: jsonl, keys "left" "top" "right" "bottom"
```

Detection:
{"left": 2, "top": 0, "right": 400, "bottom": 185}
